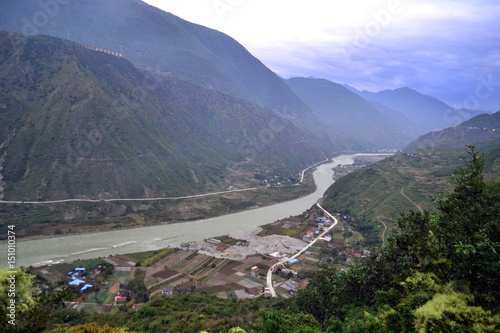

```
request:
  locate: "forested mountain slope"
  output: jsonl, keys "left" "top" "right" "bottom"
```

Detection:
{"left": 0, "top": 32, "right": 321, "bottom": 200}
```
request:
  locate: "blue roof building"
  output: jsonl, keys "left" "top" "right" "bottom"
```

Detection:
{"left": 288, "top": 259, "right": 298, "bottom": 264}
{"left": 81, "top": 284, "right": 93, "bottom": 291}
{"left": 69, "top": 278, "right": 85, "bottom": 286}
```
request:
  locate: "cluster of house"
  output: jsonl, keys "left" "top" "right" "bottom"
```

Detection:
{"left": 263, "top": 274, "right": 299, "bottom": 298}
{"left": 317, "top": 217, "right": 333, "bottom": 230}
{"left": 350, "top": 249, "right": 372, "bottom": 259}
{"left": 466, "top": 126, "right": 495, "bottom": 131}
{"left": 269, "top": 252, "right": 286, "bottom": 259}
{"left": 207, "top": 238, "right": 221, "bottom": 245}
{"left": 67, "top": 268, "right": 93, "bottom": 292}
{"left": 300, "top": 217, "right": 335, "bottom": 243}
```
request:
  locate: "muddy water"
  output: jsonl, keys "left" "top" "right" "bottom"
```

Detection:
{"left": 0, "top": 154, "right": 390, "bottom": 267}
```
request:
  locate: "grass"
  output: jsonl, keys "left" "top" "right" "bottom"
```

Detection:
{"left": 52, "top": 263, "right": 75, "bottom": 276}
{"left": 278, "top": 224, "right": 308, "bottom": 238}
{"left": 140, "top": 248, "right": 178, "bottom": 267}
{"left": 306, "top": 247, "right": 320, "bottom": 253}
{"left": 122, "top": 251, "right": 158, "bottom": 263}
{"left": 78, "top": 259, "right": 108, "bottom": 267}
{"left": 322, "top": 152, "right": 459, "bottom": 247}
{"left": 185, "top": 252, "right": 199, "bottom": 261}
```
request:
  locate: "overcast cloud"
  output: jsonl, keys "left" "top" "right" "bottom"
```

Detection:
{"left": 144, "top": 0, "right": 500, "bottom": 111}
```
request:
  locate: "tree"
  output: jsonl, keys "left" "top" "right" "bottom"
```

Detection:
{"left": 0, "top": 267, "right": 74, "bottom": 332}
{"left": 432, "top": 147, "right": 500, "bottom": 306}
{"left": 294, "top": 146, "right": 500, "bottom": 330}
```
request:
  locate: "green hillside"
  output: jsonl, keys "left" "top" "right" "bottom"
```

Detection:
{"left": 0, "top": 32, "right": 321, "bottom": 201}
{"left": 321, "top": 138, "right": 500, "bottom": 246}
{"left": 0, "top": 0, "right": 336, "bottom": 152}
{"left": 403, "top": 111, "right": 500, "bottom": 152}
{"left": 3, "top": 149, "right": 499, "bottom": 332}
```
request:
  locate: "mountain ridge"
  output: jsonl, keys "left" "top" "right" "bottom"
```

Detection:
{"left": 285, "top": 77, "right": 415, "bottom": 150}
{"left": 0, "top": 0, "right": 333, "bottom": 148}
{"left": 0, "top": 32, "right": 322, "bottom": 201}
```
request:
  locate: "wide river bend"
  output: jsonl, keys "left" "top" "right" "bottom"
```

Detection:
{"left": 1, "top": 154, "right": 390, "bottom": 267}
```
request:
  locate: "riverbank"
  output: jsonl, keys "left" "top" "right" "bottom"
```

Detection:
{"left": 1, "top": 158, "right": 327, "bottom": 242}
{"left": 2, "top": 154, "right": 390, "bottom": 267}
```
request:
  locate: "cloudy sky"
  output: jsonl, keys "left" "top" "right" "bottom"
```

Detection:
{"left": 143, "top": 0, "right": 500, "bottom": 111}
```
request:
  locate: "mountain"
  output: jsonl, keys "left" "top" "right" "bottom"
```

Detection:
{"left": 0, "top": 32, "right": 321, "bottom": 200}
{"left": 321, "top": 113, "right": 500, "bottom": 246}
{"left": 322, "top": 140, "right": 500, "bottom": 247}
{"left": 403, "top": 111, "right": 500, "bottom": 152}
{"left": 285, "top": 77, "right": 414, "bottom": 150}
{"left": 358, "top": 87, "right": 485, "bottom": 130}
{"left": 0, "top": 0, "right": 334, "bottom": 150}
{"left": 363, "top": 98, "right": 432, "bottom": 137}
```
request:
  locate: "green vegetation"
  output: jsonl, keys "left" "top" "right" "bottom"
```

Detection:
{"left": 4, "top": 147, "right": 497, "bottom": 332}
{"left": 322, "top": 140, "right": 500, "bottom": 247}
{"left": 139, "top": 248, "right": 177, "bottom": 267}
{"left": 403, "top": 111, "right": 500, "bottom": 152}
{"left": 0, "top": 31, "right": 321, "bottom": 239}
{"left": 290, "top": 147, "right": 500, "bottom": 331}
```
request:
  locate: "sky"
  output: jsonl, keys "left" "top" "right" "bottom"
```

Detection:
{"left": 143, "top": 0, "right": 500, "bottom": 111}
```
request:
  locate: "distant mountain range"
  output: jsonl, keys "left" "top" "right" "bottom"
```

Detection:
{"left": 0, "top": 0, "right": 497, "bottom": 203}
{"left": 321, "top": 109, "right": 500, "bottom": 246}
{"left": 350, "top": 86, "right": 486, "bottom": 130}
{"left": 285, "top": 78, "right": 418, "bottom": 150}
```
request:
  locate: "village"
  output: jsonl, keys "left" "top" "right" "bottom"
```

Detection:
{"left": 28, "top": 200, "right": 374, "bottom": 313}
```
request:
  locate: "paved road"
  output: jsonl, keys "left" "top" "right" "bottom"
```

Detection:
{"left": 266, "top": 202, "right": 338, "bottom": 297}
{"left": 0, "top": 187, "right": 259, "bottom": 205}
{"left": 299, "top": 155, "right": 328, "bottom": 183}
{"left": 0, "top": 158, "right": 329, "bottom": 205}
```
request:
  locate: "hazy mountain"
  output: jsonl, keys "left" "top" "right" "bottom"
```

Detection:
{"left": 403, "top": 111, "right": 500, "bottom": 152}
{"left": 358, "top": 87, "right": 486, "bottom": 130}
{"left": 0, "top": 32, "right": 321, "bottom": 200}
{"left": 321, "top": 110, "right": 500, "bottom": 245}
{"left": 322, "top": 136, "right": 500, "bottom": 247}
{"left": 362, "top": 99, "right": 432, "bottom": 137}
{"left": 285, "top": 77, "right": 414, "bottom": 150}
{"left": 0, "top": 0, "right": 333, "bottom": 150}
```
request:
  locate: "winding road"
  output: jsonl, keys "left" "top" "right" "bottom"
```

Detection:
{"left": 0, "top": 157, "right": 329, "bottom": 205}
{"left": 266, "top": 202, "right": 338, "bottom": 297}
{"left": 0, "top": 187, "right": 260, "bottom": 205}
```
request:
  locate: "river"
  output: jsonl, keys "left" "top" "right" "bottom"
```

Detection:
{"left": 1, "top": 153, "right": 390, "bottom": 267}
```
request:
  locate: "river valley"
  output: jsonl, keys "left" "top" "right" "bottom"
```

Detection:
{"left": 0, "top": 154, "right": 391, "bottom": 267}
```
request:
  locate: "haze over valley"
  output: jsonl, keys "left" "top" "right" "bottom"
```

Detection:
{"left": 0, "top": 1, "right": 499, "bottom": 332}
